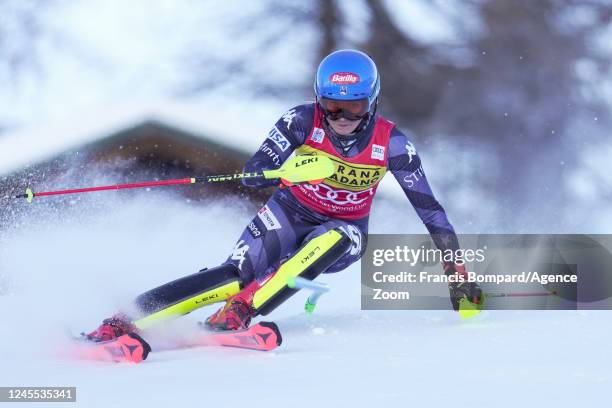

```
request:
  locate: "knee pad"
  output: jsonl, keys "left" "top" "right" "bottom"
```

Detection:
{"left": 338, "top": 224, "right": 367, "bottom": 257}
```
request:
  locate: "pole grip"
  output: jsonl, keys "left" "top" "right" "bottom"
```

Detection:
{"left": 197, "top": 172, "right": 263, "bottom": 183}
{"left": 486, "top": 291, "right": 557, "bottom": 298}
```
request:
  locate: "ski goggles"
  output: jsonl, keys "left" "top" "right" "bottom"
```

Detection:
{"left": 318, "top": 97, "right": 370, "bottom": 121}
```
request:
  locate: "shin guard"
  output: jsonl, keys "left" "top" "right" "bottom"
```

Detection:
{"left": 133, "top": 264, "right": 241, "bottom": 329}
{"left": 253, "top": 228, "right": 351, "bottom": 316}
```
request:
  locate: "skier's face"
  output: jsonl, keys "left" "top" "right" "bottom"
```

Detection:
{"left": 327, "top": 117, "right": 361, "bottom": 136}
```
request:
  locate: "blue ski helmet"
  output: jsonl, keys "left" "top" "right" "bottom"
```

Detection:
{"left": 314, "top": 49, "right": 380, "bottom": 117}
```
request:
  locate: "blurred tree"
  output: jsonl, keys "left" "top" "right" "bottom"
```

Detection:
{"left": 182, "top": 1, "right": 313, "bottom": 98}
{"left": 428, "top": 0, "right": 612, "bottom": 227}
{"left": 181, "top": 0, "right": 612, "bottom": 229}
{"left": 0, "top": 0, "right": 64, "bottom": 131}
{"left": 0, "top": 0, "right": 56, "bottom": 86}
{"left": 363, "top": 0, "right": 464, "bottom": 123}
{"left": 356, "top": 0, "right": 612, "bottom": 229}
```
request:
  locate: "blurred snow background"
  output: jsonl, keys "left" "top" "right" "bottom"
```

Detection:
{"left": 2, "top": 0, "right": 611, "bottom": 232}
{"left": 0, "top": 189, "right": 610, "bottom": 408}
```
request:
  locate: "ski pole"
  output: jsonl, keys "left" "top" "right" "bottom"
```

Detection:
{"left": 287, "top": 276, "right": 330, "bottom": 314}
{"left": 458, "top": 290, "right": 558, "bottom": 319}
{"left": 485, "top": 290, "right": 558, "bottom": 298}
{"left": 15, "top": 173, "right": 257, "bottom": 203}
{"left": 14, "top": 155, "right": 335, "bottom": 203}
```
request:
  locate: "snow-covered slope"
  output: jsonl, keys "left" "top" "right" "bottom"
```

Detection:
{"left": 0, "top": 192, "right": 609, "bottom": 407}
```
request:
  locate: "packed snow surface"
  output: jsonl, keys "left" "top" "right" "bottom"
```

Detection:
{"left": 0, "top": 192, "right": 608, "bottom": 407}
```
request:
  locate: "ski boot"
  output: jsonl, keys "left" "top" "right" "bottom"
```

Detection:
{"left": 85, "top": 313, "right": 137, "bottom": 342}
{"left": 205, "top": 280, "right": 259, "bottom": 331}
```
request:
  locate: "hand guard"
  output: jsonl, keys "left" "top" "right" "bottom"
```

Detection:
{"left": 279, "top": 178, "right": 325, "bottom": 188}
{"left": 443, "top": 262, "right": 484, "bottom": 312}
{"left": 279, "top": 178, "right": 293, "bottom": 188}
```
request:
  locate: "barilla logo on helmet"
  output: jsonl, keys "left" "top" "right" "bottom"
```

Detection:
{"left": 329, "top": 72, "right": 360, "bottom": 85}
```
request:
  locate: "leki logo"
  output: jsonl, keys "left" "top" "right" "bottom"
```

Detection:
{"left": 329, "top": 72, "right": 360, "bottom": 84}
{"left": 195, "top": 293, "right": 219, "bottom": 304}
{"left": 301, "top": 246, "right": 321, "bottom": 264}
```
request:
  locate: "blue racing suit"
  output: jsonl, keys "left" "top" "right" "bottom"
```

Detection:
{"left": 225, "top": 103, "right": 459, "bottom": 283}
